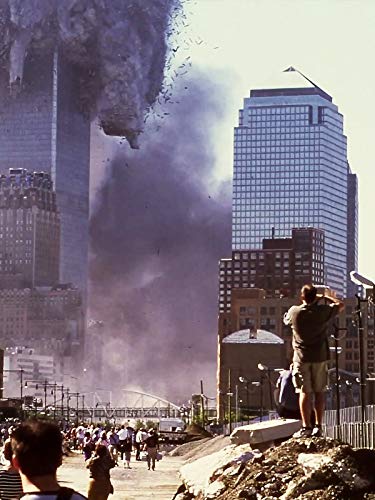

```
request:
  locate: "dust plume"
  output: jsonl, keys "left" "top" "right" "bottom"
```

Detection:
{"left": 89, "top": 74, "right": 231, "bottom": 403}
{"left": 0, "top": 0, "right": 178, "bottom": 148}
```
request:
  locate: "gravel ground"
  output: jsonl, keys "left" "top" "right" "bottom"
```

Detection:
{"left": 58, "top": 451, "right": 184, "bottom": 499}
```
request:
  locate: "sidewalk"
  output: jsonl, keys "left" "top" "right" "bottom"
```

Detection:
{"left": 58, "top": 453, "right": 183, "bottom": 500}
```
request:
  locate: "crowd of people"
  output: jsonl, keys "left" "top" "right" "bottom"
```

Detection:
{"left": 63, "top": 422, "right": 160, "bottom": 472}
{"left": 0, "top": 420, "right": 161, "bottom": 500}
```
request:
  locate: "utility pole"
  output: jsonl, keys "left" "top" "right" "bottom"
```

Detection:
{"left": 76, "top": 393, "right": 79, "bottom": 426}
{"left": 53, "top": 383, "right": 57, "bottom": 421}
{"left": 67, "top": 388, "right": 70, "bottom": 424}
{"left": 235, "top": 384, "right": 239, "bottom": 423}
{"left": 61, "top": 385, "right": 64, "bottom": 424}
{"left": 82, "top": 395, "right": 85, "bottom": 423}
{"left": 246, "top": 381, "right": 250, "bottom": 425}
{"left": 20, "top": 369, "right": 24, "bottom": 420}
{"left": 228, "top": 369, "right": 232, "bottom": 434}
{"left": 44, "top": 380, "right": 47, "bottom": 412}
{"left": 200, "top": 380, "right": 205, "bottom": 426}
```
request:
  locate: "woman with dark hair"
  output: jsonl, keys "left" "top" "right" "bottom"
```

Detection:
{"left": 0, "top": 439, "right": 23, "bottom": 499}
{"left": 86, "top": 444, "right": 115, "bottom": 500}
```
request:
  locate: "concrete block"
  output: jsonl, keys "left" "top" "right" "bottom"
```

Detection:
{"left": 230, "top": 419, "right": 302, "bottom": 446}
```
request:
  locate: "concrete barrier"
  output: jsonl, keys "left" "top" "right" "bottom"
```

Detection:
{"left": 230, "top": 418, "right": 301, "bottom": 447}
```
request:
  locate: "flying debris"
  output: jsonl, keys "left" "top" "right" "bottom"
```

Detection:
{"left": 0, "top": 0, "right": 179, "bottom": 149}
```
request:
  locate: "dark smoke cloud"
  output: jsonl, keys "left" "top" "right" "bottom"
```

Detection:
{"left": 0, "top": 0, "right": 177, "bottom": 147}
{"left": 89, "top": 74, "right": 231, "bottom": 403}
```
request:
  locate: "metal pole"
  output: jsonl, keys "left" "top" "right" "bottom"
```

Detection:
{"left": 61, "top": 385, "right": 64, "bottom": 425}
{"left": 235, "top": 384, "right": 239, "bottom": 422}
{"left": 228, "top": 369, "right": 232, "bottom": 434}
{"left": 260, "top": 375, "right": 264, "bottom": 422}
{"left": 76, "top": 393, "right": 79, "bottom": 426}
{"left": 200, "top": 380, "right": 205, "bottom": 425}
{"left": 44, "top": 380, "right": 47, "bottom": 412}
{"left": 333, "top": 326, "right": 341, "bottom": 434}
{"left": 53, "top": 384, "right": 57, "bottom": 421}
{"left": 67, "top": 388, "right": 70, "bottom": 424}
{"left": 246, "top": 382, "right": 250, "bottom": 425}
{"left": 82, "top": 395, "right": 85, "bottom": 423}
{"left": 356, "top": 294, "right": 366, "bottom": 444}
{"left": 268, "top": 369, "right": 273, "bottom": 411}
{"left": 20, "top": 369, "right": 24, "bottom": 420}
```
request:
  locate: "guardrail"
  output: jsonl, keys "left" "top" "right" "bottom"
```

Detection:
{"left": 323, "top": 404, "right": 375, "bottom": 449}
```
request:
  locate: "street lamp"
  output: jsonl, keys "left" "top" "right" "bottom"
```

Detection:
{"left": 238, "top": 376, "right": 251, "bottom": 424}
{"left": 257, "top": 363, "right": 275, "bottom": 412}
{"left": 350, "top": 270, "right": 375, "bottom": 439}
{"left": 251, "top": 381, "right": 262, "bottom": 421}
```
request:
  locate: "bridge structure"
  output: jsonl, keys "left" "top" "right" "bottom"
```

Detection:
{"left": 77, "top": 389, "right": 184, "bottom": 422}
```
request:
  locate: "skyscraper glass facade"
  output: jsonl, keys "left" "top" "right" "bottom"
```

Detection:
{"left": 0, "top": 50, "right": 90, "bottom": 297}
{"left": 233, "top": 84, "right": 355, "bottom": 297}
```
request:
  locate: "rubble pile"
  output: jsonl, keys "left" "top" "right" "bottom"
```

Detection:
{"left": 176, "top": 437, "right": 375, "bottom": 500}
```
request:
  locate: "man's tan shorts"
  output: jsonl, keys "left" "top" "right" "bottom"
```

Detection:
{"left": 292, "top": 361, "right": 329, "bottom": 393}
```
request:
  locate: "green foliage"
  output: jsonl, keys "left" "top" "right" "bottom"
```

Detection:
{"left": 145, "top": 420, "right": 157, "bottom": 430}
{"left": 134, "top": 419, "right": 144, "bottom": 431}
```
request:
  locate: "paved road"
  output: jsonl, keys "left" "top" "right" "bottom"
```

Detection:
{"left": 58, "top": 453, "right": 184, "bottom": 500}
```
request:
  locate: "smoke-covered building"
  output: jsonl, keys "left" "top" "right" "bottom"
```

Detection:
{"left": 0, "top": 285, "right": 84, "bottom": 367}
{"left": 0, "top": 51, "right": 90, "bottom": 296}
{"left": 0, "top": 169, "right": 60, "bottom": 288}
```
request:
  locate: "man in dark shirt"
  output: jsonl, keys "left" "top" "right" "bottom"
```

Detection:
{"left": 11, "top": 420, "right": 87, "bottom": 500}
{"left": 144, "top": 429, "right": 159, "bottom": 471}
{"left": 284, "top": 284, "right": 344, "bottom": 438}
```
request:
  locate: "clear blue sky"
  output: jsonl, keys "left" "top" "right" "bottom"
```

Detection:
{"left": 176, "top": 0, "right": 375, "bottom": 283}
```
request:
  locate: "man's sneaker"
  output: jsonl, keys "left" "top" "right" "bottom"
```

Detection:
{"left": 293, "top": 427, "right": 312, "bottom": 438}
{"left": 311, "top": 425, "right": 323, "bottom": 437}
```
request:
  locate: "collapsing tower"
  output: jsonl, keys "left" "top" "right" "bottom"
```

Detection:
{"left": 0, "top": 50, "right": 90, "bottom": 297}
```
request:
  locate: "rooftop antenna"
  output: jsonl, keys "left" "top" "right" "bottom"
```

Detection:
{"left": 283, "top": 66, "right": 326, "bottom": 94}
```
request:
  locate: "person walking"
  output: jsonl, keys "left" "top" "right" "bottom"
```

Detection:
{"left": 0, "top": 440, "right": 23, "bottom": 500}
{"left": 83, "top": 431, "right": 95, "bottom": 462}
{"left": 122, "top": 434, "right": 132, "bottom": 469}
{"left": 284, "top": 284, "right": 344, "bottom": 438}
{"left": 134, "top": 429, "right": 145, "bottom": 461}
{"left": 116, "top": 426, "right": 127, "bottom": 462}
{"left": 107, "top": 430, "right": 119, "bottom": 466}
{"left": 86, "top": 444, "right": 115, "bottom": 500}
{"left": 97, "top": 432, "right": 109, "bottom": 448}
{"left": 144, "top": 429, "right": 159, "bottom": 471}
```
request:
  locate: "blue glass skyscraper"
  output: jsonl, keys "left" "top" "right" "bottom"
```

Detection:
{"left": 232, "top": 71, "right": 357, "bottom": 297}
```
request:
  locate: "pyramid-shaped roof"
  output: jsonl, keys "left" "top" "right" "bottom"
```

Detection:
{"left": 250, "top": 67, "right": 332, "bottom": 102}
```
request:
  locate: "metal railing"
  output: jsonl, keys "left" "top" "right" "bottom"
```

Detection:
{"left": 323, "top": 404, "right": 375, "bottom": 427}
{"left": 323, "top": 404, "right": 375, "bottom": 449}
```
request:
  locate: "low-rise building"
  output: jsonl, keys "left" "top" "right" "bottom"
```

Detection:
{"left": 217, "top": 328, "right": 285, "bottom": 420}
{"left": 0, "top": 284, "right": 84, "bottom": 379}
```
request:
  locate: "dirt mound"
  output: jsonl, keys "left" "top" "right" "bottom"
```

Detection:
{"left": 177, "top": 436, "right": 375, "bottom": 499}
{"left": 170, "top": 438, "right": 212, "bottom": 457}
{"left": 185, "top": 423, "right": 212, "bottom": 439}
{"left": 173, "top": 436, "right": 231, "bottom": 463}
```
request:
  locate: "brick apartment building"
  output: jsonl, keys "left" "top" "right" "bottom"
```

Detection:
{"left": 219, "top": 228, "right": 325, "bottom": 315}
